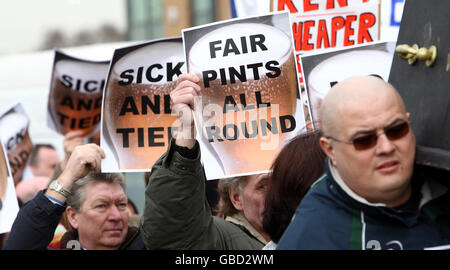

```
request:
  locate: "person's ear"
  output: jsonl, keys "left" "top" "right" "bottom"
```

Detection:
{"left": 229, "top": 188, "right": 243, "bottom": 211}
{"left": 66, "top": 206, "right": 79, "bottom": 230}
{"left": 320, "top": 136, "right": 337, "bottom": 166}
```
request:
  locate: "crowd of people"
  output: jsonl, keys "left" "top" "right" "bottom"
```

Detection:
{"left": 1, "top": 73, "right": 450, "bottom": 250}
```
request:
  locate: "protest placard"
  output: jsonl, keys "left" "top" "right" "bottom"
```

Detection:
{"left": 47, "top": 50, "right": 109, "bottom": 137}
{"left": 272, "top": 0, "right": 380, "bottom": 84}
{"left": 0, "top": 102, "right": 33, "bottom": 184}
{"left": 183, "top": 12, "right": 306, "bottom": 179}
{"left": 300, "top": 40, "right": 396, "bottom": 122}
{"left": 101, "top": 38, "right": 186, "bottom": 172}
{"left": 0, "top": 140, "right": 19, "bottom": 234}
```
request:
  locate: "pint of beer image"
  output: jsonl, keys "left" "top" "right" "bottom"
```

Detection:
{"left": 103, "top": 40, "right": 185, "bottom": 170}
{"left": 306, "top": 45, "right": 394, "bottom": 123}
{"left": 0, "top": 143, "right": 8, "bottom": 210}
{"left": 48, "top": 56, "right": 109, "bottom": 137}
{"left": 0, "top": 111, "right": 33, "bottom": 184}
{"left": 188, "top": 22, "right": 298, "bottom": 175}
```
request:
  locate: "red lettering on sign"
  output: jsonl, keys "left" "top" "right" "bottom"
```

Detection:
{"left": 344, "top": 15, "right": 357, "bottom": 46}
{"left": 278, "top": 0, "right": 298, "bottom": 13}
{"left": 316, "top": 19, "right": 330, "bottom": 49}
{"left": 303, "top": 0, "right": 319, "bottom": 12}
{"left": 326, "top": 0, "right": 348, "bottom": 9}
{"left": 289, "top": 10, "right": 377, "bottom": 52}
{"left": 330, "top": 16, "right": 345, "bottom": 47}
{"left": 358, "top": 12, "right": 375, "bottom": 44}
{"left": 292, "top": 22, "right": 303, "bottom": 51}
{"left": 302, "top": 20, "right": 315, "bottom": 50}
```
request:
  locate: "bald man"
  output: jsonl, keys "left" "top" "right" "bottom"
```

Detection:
{"left": 277, "top": 75, "right": 450, "bottom": 250}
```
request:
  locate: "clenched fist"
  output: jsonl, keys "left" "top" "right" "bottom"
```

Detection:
{"left": 57, "top": 143, "right": 105, "bottom": 190}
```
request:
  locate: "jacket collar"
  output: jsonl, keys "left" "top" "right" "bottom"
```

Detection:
{"left": 225, "top": 212, "right": 268, "bottom": 245}
{"left": 325, "top": 158, "right": 449, "bottom": 226}
{"left": 329, "top": 159, "right": 387, "bottom": 208}
{"left": 328, "top": 159, "right": 448, "bottom": 209}
{"left": 417, "top": 169, "right": 448, "bottom": 208}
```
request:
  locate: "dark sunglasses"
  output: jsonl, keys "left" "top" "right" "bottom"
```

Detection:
{"left": 327, "top": 121, "right": 410, "bottom": 150}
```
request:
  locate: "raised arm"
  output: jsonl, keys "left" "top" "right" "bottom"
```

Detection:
{"left": 140, "top": 73, "right": 223, "bottom": 249}
{"left": 3, "top": 144, "right": 104, "bottom": 250}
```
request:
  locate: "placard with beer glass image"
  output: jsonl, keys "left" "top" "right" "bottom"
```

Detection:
{"left": 0, "top": 102, "right": 34, "bottom": 185}
{"left": 47, "top": 50, "right": 109, "bottom": 137}
{"left": 183, "top": 12, "right": 306, "bottom": 179}
{"left": 0, "top": 140, "right": 9, "bottom": 210}
{"left": 101, "top": 38, "right": 186, "bottom": 172}
{"left": 0, "top": 139, "right": 19, "bottom": 234}
{"left": 300, "top": 41, "right": 396, "bottom": 124}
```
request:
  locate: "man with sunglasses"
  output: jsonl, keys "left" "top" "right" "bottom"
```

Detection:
{"left": 277, "top": 75, "right": 450, "bottom": 250}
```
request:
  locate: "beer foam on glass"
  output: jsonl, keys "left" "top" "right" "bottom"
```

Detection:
{"left": 103, "top": 40, "right": 185, "bottom": 170}
{"left": 188, "top": 22, "right": 298, "bottom": 175}
{"left": 307, "top": 49, "right": 393, "bottom": 123}
{"left": 0, "top": 111, "right": 33, "bottom": 184}
{"left": 49, "top": 58, "right": 108, "bottom": 137}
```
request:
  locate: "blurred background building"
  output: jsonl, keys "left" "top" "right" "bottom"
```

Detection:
{"left": 127, "top": 0, "right": 231, "bottom": 41}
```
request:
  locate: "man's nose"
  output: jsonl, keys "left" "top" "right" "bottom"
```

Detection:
{"left": 107, "top": 205, "right": 122, "bottom": 221}
{"left": 375, "top": 133, "right": 395, "bottom": 155}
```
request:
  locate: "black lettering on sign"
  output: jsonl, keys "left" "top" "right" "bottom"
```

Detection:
{"left": 9, "top": 150, "right": 30, "bottom": 175}
{"left": 119, "top": 95, "right": 172, "bottom": 116}
{"left": 55, "top": 111, "right": 101, "bottom": 129}
{"left": 60, "top": 96, "right": 102, "bottom": 111}
{"left": 117, "top": 62, "right": 185, "bottom": 85}
{"left": 117, "top": 128, "right": 134, "bottom": 148}
{"left": 223, "top": 91, "right": 269, "bottom": 113}
{"left": 202, "top": 61, "right": 281, "bottom": 88}
{"left": 209, "top": 34, "right": 268, "bottom": 59}
{"left": 146, "top": 64, "right": 163, "bottom": 83}
{"left": 6, "top": 128, "right": 26, "bottom": 151}
{"left": 115, "top": 127, "right": 171, "bottom": 148}
{"left": 59, "top": 75, "right": 104, "bottom": 92}
{"left": 118, "top": 69, "right": 134, "bottom": 86}
{"left": 205, "top": 115, "right": 296, "bottom": 142}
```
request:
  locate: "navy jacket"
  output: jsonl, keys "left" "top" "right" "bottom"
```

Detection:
{"left": 3, "top": 190, "right": 145, "bottom": 250}
{"left": 277, "top": 160, "right": 450, "bottom": 250}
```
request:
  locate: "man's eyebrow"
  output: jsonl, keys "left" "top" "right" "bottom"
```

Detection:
{"left": 349, "top": 117, "right": 406, "bottom": 139}
{"left": 385, "top": 118, "right": 407, "bottom": 127}
{"left": 349, "top": 128, "right": 376, "bottom": 140}
{"left": 257, "top": 174, "right": 269, "bottom": 181}
{"left": 259, "top": 177, "right": 268, "bottom": 183}
{"left": 91, "top": 198, "right": 109, "bottom": 205}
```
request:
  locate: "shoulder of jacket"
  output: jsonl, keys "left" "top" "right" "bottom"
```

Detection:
{"left": 212, "top": 217, "right": 264, "bottom": 249}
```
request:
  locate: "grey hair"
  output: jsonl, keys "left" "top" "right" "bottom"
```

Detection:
{"left": 216, "top": 176, "right": 249, "bottom": 218}
{"left": 66, "top": 172, "right": 126, "bottom": 212}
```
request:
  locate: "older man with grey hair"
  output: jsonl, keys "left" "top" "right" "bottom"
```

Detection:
{"left": 277, "top": 75, "right": 450, "bottom": 250}
{"left": 3, "top": 144, "right": 144, "bottom": 250}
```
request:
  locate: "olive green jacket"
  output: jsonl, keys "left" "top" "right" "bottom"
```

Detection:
{"left": 140, "top": 139, "right": 265, "bottom": 250}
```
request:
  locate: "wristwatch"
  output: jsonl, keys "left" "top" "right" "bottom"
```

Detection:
{"left": 49, "top": 180, "right": 72, "bottom": 198}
